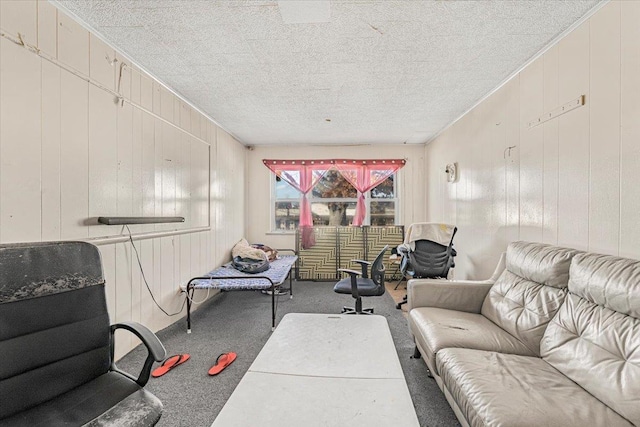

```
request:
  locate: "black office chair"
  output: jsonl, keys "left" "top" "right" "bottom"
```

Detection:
{"left": 0, "top": 241, "right": 166, "bottom": 426}
{"left": 396, "top": 227, "right": 457, "bottom": 309}
{"left": 333, "top": 245, "right": 388, "bottom": 314}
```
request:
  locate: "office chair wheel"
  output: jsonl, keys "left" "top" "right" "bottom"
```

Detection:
{"left": 341, "top": 306, "right": 374, "bottom": 315}
{"left": 396, "top": 295, "right": 408, "bottom": 309}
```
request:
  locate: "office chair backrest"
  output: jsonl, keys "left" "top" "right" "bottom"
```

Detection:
{"left": 371, "top": 245, "right": 389, "bottom": 286}
{"left": 0, "top": 241, "right": 110, "bottom": 419}
{"left": 409, "top": 240, "right": 456, "bottom": 279}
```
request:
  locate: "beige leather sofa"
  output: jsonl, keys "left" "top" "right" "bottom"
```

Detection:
{"left": 407, "top": 241, "right": 640, "bottom": 427}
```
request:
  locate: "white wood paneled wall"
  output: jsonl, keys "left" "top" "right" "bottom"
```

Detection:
{"left": 0, "top": 1, "right": 246, "bottom": 359}
{"left": 245, "top": 144, "right": 427, "bottom": 250}
{"left": 425, "top": 1, "right": 640, "bottom": 280}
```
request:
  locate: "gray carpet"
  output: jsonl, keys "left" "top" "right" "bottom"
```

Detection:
{"left": 116, "top": 281, "right": 460, "bottom": 427}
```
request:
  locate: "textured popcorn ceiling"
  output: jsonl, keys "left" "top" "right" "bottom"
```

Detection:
{"left": 55, "top": 0, "right": 602, "bottom": 146}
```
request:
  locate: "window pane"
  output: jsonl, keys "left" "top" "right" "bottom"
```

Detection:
{"left": 275, "top": 178, "right": 300, "bottom": 199}
{"left": 371, "top": 175, "right": 394, "bottom": 199}
{"left": 312, "top": 170, "right": 357, "bottom": 198}
{"left": 311, "top": 202, "right": 356, "bottom": 226}
{"left": 279, "top": 170, "right": 300, "bottom": 186}
{"left": 370, "top": 201, "right": 395, "bottom": 226}
{"left": 275, "top": 201, "right": 300, "bottom": 230}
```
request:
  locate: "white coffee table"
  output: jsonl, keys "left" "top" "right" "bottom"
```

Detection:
{"left": 211, "top": 313, "right": 420, "bottom": 426}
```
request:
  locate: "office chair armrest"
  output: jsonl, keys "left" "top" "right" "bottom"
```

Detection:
{"left": 110, "top": 321, "right": 167, "bottom": 387}
{"left": 350, "top": 259, "right": 371, "bottom": 278}
{"left": 338, "top": 268, "right": 362, "bottom": 276}
{"left": 338, "top": 268, "right": 362, "bottom": 299}
{"left": 407, "top": 279, "right": 494, "bottom": 313}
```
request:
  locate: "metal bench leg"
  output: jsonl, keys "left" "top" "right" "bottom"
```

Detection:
{"left": 186, "top": 286, "right": 192, "bottom": 334}
{"left": 271, "top": 287, "right": 276, "bottom": 331}
{"left": 289, "top": 271, "right": 293, "bottom": 299}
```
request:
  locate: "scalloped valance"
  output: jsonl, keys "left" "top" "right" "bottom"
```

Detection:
{"left": 263, "top": 159, "right": 405, "bottom": 167}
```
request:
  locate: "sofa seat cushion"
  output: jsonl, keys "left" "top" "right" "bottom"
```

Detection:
{"left": 409, "top": 307, "right": 534, "bottom": 375}
{"left": 436, "top": 348, "right": 633, "bottom": 427}
{"left": 2, "top": 372, "right": 162, "bottom": 427}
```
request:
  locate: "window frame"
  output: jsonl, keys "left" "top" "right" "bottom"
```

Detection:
{"left": 271, "top": 170, "right": 401, "bottom": 232}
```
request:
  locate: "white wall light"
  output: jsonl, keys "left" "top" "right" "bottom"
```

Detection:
{"left": 445, "top": 163, "right": 458, "bottom": 183}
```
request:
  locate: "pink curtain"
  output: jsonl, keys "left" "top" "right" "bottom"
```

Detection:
{"left": 263, "top": 160, "right": 332, "bottom": 248}
{"left": 333, "top": 159, "right": 405, "bottom": 226}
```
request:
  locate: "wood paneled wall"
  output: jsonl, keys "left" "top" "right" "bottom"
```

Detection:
{"left": 425, "top": 1, "right": 640, "bottom": 280}
{"left": 0, "top": 1, "right": 246, "bottom": 358}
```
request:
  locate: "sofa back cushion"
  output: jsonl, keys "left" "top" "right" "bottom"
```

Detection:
{"left": 541, "top": 253, "right": 640, "bottom": 425}
{"left": 481, "top": 241, "right": 579, "bottom": 355}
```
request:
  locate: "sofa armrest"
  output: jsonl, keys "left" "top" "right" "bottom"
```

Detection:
{"left": 407, "top": 252, "right": 506, "bottom": 313}
{"left": 110, "top": 321, "right": 167, "bottom": 387}
{"left": 407, "top": 279, "right": 494, "bottom": 313}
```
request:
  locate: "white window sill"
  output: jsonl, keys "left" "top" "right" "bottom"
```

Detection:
{"left": 266, "top": 231, "right": 296, "bottom": 235}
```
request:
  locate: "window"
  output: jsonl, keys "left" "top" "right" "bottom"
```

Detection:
{"left": 369, "top": 174, "right": 396, "bottom": 226}
{"left": 273, "top": 170, "right": 398, "bottom": 230}
{"left": 310, "top": 170, "right": 358, "bottom": 226}
{"left": 274, "top": 178, "right": 301, "bottom": 231}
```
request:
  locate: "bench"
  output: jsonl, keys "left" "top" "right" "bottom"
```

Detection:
{"left": 182, "top": 254, "right": 298, "bottom": 332}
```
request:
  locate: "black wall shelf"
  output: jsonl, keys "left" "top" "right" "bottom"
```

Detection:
{"left": 97, "top": 217, "right": 185, "bottom": 225}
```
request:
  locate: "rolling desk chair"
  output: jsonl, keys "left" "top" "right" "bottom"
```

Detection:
{"left": 333, "top": 245, "right": 389, "bottom": 314}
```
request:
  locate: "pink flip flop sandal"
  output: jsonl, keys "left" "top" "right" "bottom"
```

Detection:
{"left": 208, "top": 352, "right": 237, "bottom": 376}
{"left": 151, "top": 354, "right": 190, "bottom": 378}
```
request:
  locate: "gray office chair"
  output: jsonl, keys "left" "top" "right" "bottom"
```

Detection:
{"left": 0, "top": 241, "right": 166, "bottom": 426}
{"left": 333, "top": 245, "right": 388, "bottom": 314}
